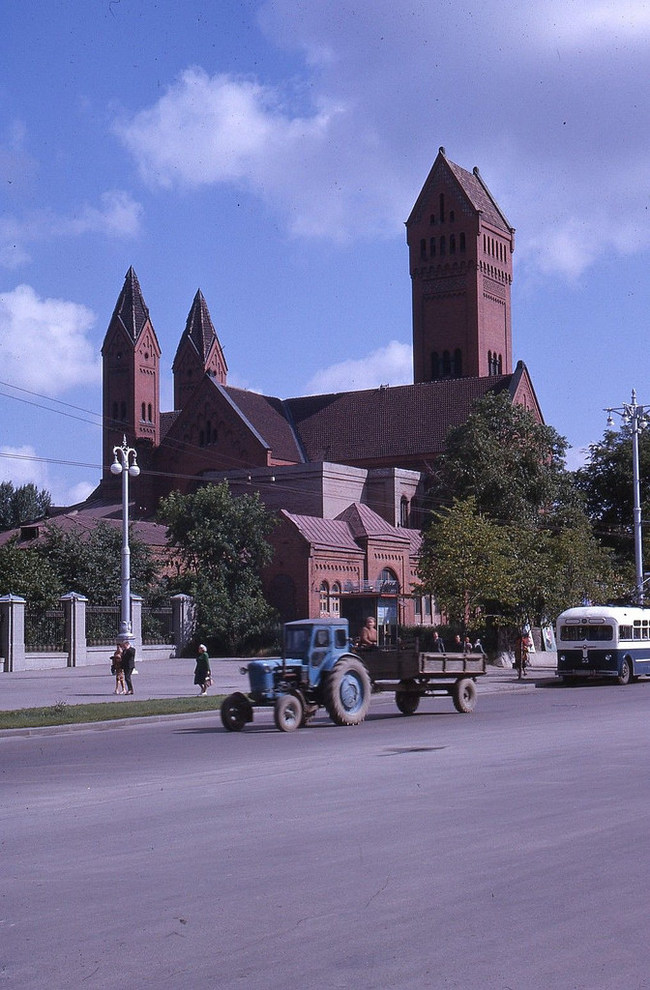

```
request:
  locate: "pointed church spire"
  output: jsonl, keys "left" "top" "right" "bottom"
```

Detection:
{"left": 109, "top": 266, "right": 151, "bottom": 343}
{"left": 172, "top": 289, "right": 227, "bottom": 410}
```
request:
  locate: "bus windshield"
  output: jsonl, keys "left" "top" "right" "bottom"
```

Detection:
{"left": 559, "top": 624, "right": 613, "bottom": 642}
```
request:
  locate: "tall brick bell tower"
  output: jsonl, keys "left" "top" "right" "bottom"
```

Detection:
{"left": 406, "top": 147, "right": 515, "bottom": 383}
{"left": 101, "top": 267, "right": 161, "bottom": 498}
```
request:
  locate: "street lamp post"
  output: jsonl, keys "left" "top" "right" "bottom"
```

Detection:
{"left": 110, "top": 436, "right": 140, "bottom": 641}
{"left": 606, "top": 390, "right": 648, "bottom": 605}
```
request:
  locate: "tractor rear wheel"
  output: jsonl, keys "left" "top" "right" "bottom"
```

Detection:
{"left": 324, "top": 657, "right": 371, "bottom": 726}
{"left": 274, "top": 693, "right": 303, "bottom": 732}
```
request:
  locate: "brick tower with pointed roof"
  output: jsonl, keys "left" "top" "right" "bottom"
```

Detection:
{"left": 101, "top": 267, "right": 161, "bottom": 480}
{"left": 172, "top": 289, "right": 228, "bottom": 411}
{"left": 406, "top": 147, "right": 515, "bottom": 383}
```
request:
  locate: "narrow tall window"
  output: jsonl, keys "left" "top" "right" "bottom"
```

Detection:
{"left": 430, "top": 237, "right": 436, "bottom": 257}
{"left": 453, "top": 348, "right": 462, "bottom": 377}
{"left": 141, "top": 403, "right": 146, "bottom": 421}
{"left": 450, "top": 234, "right": 456, "bottom": 254}
{"left": 442, "top": 350, "right": 451, "bottom": 377}
{"left": 431, "top": 352, "right": 440, "bottom": 379}
{"left": 320, "top": 581, "right": 329, "bottom": 615}
{"left": 400, "top": 496, "right": 409, "bottom": 527}
{"left": 148, "top": 403, "right": 152, "bottom": 422}
{"left": 420, "top": 239, "right": 427, "bottom": 259}
{"left": 440, "top": 236, "right": 446, "bottom": 256}
{"left": 460, "top": 232, "right": 466, "bottom": 252}
{"left": 439, "top": 193, "right": 445, "bottom": 223}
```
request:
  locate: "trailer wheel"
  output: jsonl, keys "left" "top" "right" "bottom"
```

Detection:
{"left": 396, "top": 680, "right": 420, "bottom": 716}
{"left": 617, "top": 658, "right": 631, "bottom": 686}
{"left": 274, "top": 693, "right": 303, "bottom": 732}
{"left": 221, "top": 692, "right": 251, "bottom": 732}
{"left": 452, "top": 678, "right": 477, "bottom": 713}
{"left": 324, "top": 657, "right": 371, "bottom": 726}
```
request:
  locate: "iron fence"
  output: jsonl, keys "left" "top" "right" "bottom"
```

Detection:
{"left": 86, "top": 606, "right": 121, "bottom": 647}
{"left": 25, "top": 608, "right": 66, "bottom": 652}
{"left": 142, "top": 607, "right": 173, "bottom": 645}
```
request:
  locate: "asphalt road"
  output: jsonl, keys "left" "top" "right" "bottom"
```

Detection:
{"left": 2, "top": 682, "right": 650, "bottom": 989}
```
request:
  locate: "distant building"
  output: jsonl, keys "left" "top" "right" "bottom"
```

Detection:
{"left": 35, "top": 149, "right": 545, "bottom": 631}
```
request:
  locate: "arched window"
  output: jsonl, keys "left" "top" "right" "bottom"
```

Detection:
{"left": 379, "top": 567, "right": 399, "bottom": 591}
{"left": 430, "top": 237, "right": 436, "bottom": 257}
{"left": 431, "top": 352, "right": 440, "bottom": 380}
{"left": 420, "top": 238, "right": 427, "bottom": 259}
{"left": 460, "top": 232, "right": 466, "bottom": 252}
{"left": 440, "top": 235, "right": 446, "bottom": 256}
{"left": 330, "top": 583, "right": 341, "bottom": 617}
{"left": 320, "top": 581, "right": 329, "bottom": 616}
{"left": 497, "top": 354, "right": 503, "bottom": 374}
{"left": 488, "top": 350, "right": 492, "bottom": 375}
{"left": 400, "top": 496, "right": 409, "bottom": 527}
{"left": 439, "top": 193, "right": 445, "bottom": 223}
{"left": 141, "top": 403, "right": 146, "bottom": 421}
{"left": 449, "top": 234, "right": 456, "bottom": 254}
{"left": 148, "top": 404, "right": 152, "bottom": 422}
{"left": 453, "top": 348, "right": 462, "bottom": 377}
{"left": 442, "top": 350, "right": 451, "bottom": 377}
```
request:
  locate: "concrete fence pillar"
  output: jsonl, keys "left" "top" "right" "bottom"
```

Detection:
{"left": 60, "top": 592, "right": 88, "bottom": 667}
{"left": 171, "top": 594, "right": 196, "bottom": 656}
{"left": 0, "top": 595, "right": 26, "bottom": 673}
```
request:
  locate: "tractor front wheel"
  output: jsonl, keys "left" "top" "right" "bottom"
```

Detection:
{"left": 274, "top": 693, "right": 304, "bottom": 732}
{"left": 221, "top": 692, "right": 251, "bottom": 732}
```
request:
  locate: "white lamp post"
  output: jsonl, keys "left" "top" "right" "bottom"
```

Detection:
{"left": 606, "top": 390, "right": 648, "bottom": 605}
{"left": 110, "top": 435, "right": 140, "bottom": 641}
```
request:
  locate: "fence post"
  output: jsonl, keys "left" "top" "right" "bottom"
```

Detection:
{"left": 131, "top": 595, "right": 143, "bottom": 653}
{"left": 60, "top": 592, "right": 88, "bottom": 668}
{"left": 0, "top": 595, "right": 26, "bottom": 672}
{"left": 171, "top": 594, "right": 196, "bottom": 656}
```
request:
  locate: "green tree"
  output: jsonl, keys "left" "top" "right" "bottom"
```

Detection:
{"left": 418, "top": 497, "right": 515, "bottom": 627}
{"left": 39, "top": 521, "right": 158, "bottom": 604}
{"left": 0, "top": 481, "right": 52, "bottom": 532}
{"left": 158, "top": 482, "right": 277, "bottom": 654}
{"left": 0, "top": 538, "right": 63, "bottom": 610}
{"left": 433, "top": 391, "right": 571, "bottom": 525}
{"left": 573, "top": 427, "right": 650, "bottom": 562}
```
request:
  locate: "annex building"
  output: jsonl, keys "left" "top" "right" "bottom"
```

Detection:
{"left": 37, "top": 149, "right": 544, "bottom": 634}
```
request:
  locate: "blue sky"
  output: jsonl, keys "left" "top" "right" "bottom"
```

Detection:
{"left": 2, "top": 0, "right": 650, "bottom": 504}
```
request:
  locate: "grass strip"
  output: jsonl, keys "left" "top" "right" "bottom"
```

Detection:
{"left": 0, "top": 695, "right": 227, "bottom": 730}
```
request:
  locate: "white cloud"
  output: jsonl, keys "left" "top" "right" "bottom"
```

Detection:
{"left": 112, "top": 1, "right": 650, "bottom": 276}
{"left": 0, "top": 191, "right": 143, "bottom": 269}
{"left": 0, "top": 446, "right": 50, "bottom": 490}
{"left": 305, "top": 340, "right": 412, "bottom": 394}
{"left": 0, "top": 285, "right": 101, "bottom": 393}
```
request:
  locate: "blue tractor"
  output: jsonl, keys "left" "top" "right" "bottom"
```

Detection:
{"left": 220, "top": 618, "right": 372, "bottom": 732}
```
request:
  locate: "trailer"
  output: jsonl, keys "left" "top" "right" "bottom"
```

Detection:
{"left": 220, "top": 617, "right": 486, "bottom": 732}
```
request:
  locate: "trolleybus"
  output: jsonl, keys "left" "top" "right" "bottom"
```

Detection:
{"left": 556, "top": 605, "right": 650, "bottom": 684}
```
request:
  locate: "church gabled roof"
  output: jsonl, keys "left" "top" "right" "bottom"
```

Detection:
{"left": 336, "top": 502, "right": 410, "bottom": 543}
{"left": 172, "top": 289, "right": 228, "bottom": 372}
{"left": 107, "top": 266, "right": 152, "bottom": 343}
{"left": 406, "top": 147, "right": 514, "bottom": 237}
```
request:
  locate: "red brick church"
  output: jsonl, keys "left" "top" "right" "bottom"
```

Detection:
{"left": 86, "top": 149, "right": 542, "bottom": 630}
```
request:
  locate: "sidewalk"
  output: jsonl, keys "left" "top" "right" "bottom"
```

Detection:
{"left": 0, "top": 656, "right": 557, "bottom": 713}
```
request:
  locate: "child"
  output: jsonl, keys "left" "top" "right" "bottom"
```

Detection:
{"left": 111, "top": 645, "right": 127, "bottom": 695}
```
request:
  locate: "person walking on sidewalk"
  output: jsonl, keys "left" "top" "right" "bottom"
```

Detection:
{"left": 194, "top": 644, "right": 212, "bottom": 696}
{"left": 120, "top": 640, "right": 136, "bottom": 695}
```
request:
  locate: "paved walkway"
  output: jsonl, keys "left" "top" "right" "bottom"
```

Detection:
{"left": 0, "top": 656, "right": 557, "bottom": 712}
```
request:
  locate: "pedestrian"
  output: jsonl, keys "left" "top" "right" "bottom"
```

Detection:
{"left": 453, "top": 634, "right": 463, "bottom": 652}
{"left": 120, "top": 639, "right": 136, "bottom": 695}
{"left": 463, "top": 635, "right": 473, "bottom": 653}
{"left": 111, "top": 645, "right": 127, "bottom": 695}
{"left": 473, "top": 637, "right": 487, "bottom": 657}
{"left": 194, "top": 643, "right": 212, "bottom": 696}
{"left": 432, "top": 630, "right": 445, "bottom": 653}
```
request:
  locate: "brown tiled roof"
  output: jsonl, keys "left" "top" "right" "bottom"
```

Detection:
{"left": 281, "top": 511, "right": 364, "bottom": 553}
{"left": 0, "top": 500, "right": 169, "bottom": 549}
{"left": 446, "top": 159, "right": 512, "bottom": 234}
{"left": 281, "top": 375, "right": 514, "bottom": 464}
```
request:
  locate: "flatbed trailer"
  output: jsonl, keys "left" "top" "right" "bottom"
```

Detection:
{"left": 363, "top": 648, "right": 486, "bottom": 715}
